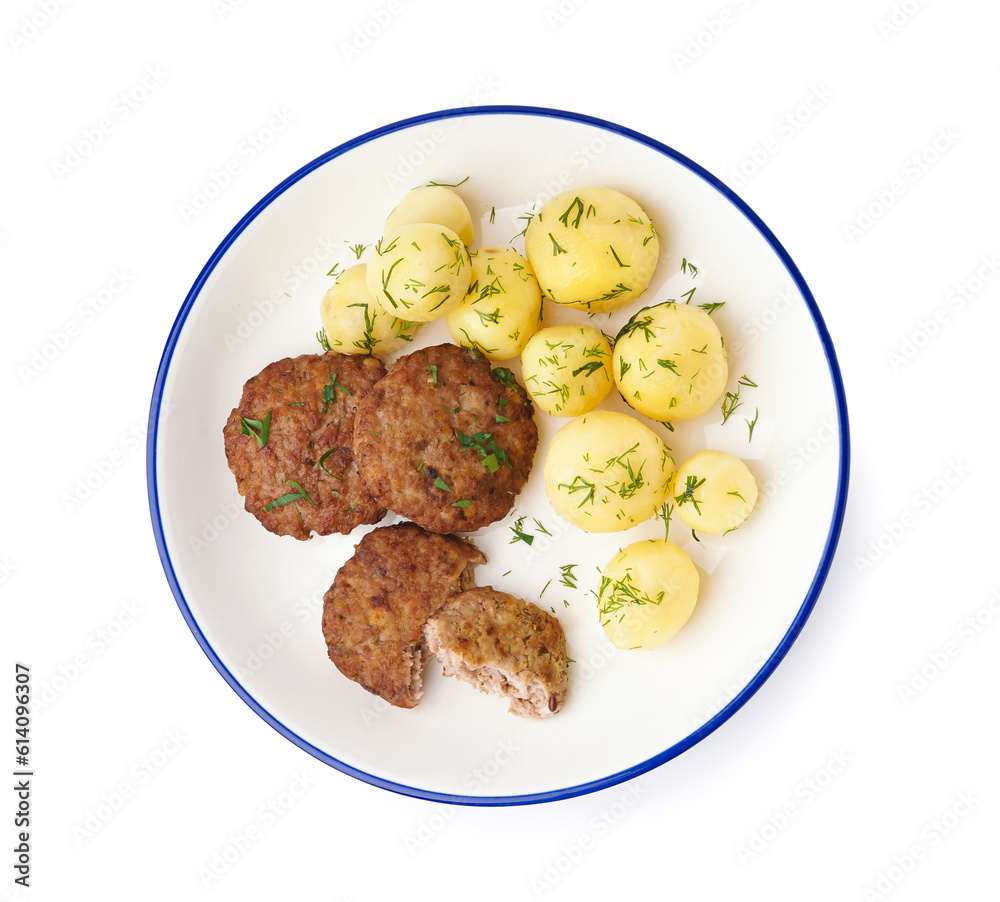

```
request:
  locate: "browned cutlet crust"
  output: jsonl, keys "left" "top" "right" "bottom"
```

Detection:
{"left": 223, "top": 352, "right": 388, "bottom": 540}
{"left": 352, "top": 343, "right": 538, "bottom": 534}
{"left": 424, "top": 587, "right": 568, "bottom": 718}
{"left": 321, "top": 522, "right": 486, "bottom": 708}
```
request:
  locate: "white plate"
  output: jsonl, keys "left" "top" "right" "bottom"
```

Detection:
{"left": 148, "top": 106, "right": 849, "bottom": 805}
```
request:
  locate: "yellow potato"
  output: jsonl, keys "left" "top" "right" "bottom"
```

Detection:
{"left": 671, "top": 449, "right": 758, "bottom": 535}
{"left": 543, "top": 410, "right": 673, "bottom": 533}
{"left": 520, "top": 324, "right": 613, "bottom": 417}
{"left": 383, "top": 185, "right": 475, "bottom": 247}
{"left": 613, "top": 302, "right": 728, "bottom": 422}
{"left": 445, "top": 247, "right": 542, "bottom": 360}
{"left": 319, "top": 264, "right": 420, "bottom": 355}
{"left": 524, "top": 187, "right": 659, "bottom": 313}
{"left": 597, "top": 540, "right": 700, "bottom": 650}
{"left": 365, "top": 223, "right": 472, "bottom": 322}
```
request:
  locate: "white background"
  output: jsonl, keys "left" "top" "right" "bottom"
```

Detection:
{"left": 3, "top": 0, "right": 998, "bottom": 899}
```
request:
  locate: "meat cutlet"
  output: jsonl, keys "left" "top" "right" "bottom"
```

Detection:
{"left": 352, "top": 343, "right": 538, "bottom": 534}
{"left": 424, "top": 587, "right": 568, "bottom": 718}
{"left": 321, "top": 522, "right": 486, "bottom": 708}
{"left": 223, "top": 352, "right": 387, "bottom": 540}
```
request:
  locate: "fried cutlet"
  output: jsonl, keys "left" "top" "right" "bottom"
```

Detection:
{"left": 424, "top": 587, "right": 568, "bottom": 718}
{"left": 321, "top": 522, "right": 486, "bottom": 708}
{"left": 223, "top": 352, "right": 388, "bottom": 540}
{"left": 352, "top": 343, "right": 538, "bottom": 534}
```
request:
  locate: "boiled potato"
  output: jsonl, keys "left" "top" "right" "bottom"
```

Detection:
{"left": 319, "top": 264, "right": 420, "bottom": 355}
{"left": 543, "top": 410, "right": 673, "bottom": 533}
{"left": 524, "top": 187, "right": 659, "bottom": 313}
{"left": 365, "top": 223, "right": 472, "bottom": 322}
{"left": 613, "top": 302, "right": 727, "bottom": 422}
{"left": 384, "top": 185, "right": 475, "bottom": 247}
{"left": 597, "top": 540, "right": 699, "bottom": 650}
{"left": 445, "top": 247, "right": 541, "bottom": 360}
{"left": 520, "top": 324, "right": 613, "bottom": 417}
{"left": 672, "top": 449, "right": 758, "bottom": 535}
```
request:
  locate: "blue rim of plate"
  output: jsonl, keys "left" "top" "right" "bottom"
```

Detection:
{"left": 147, "top": 104, "right": 850, "bottom": 807}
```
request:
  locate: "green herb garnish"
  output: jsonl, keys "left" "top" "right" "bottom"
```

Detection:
{"left": 239, "top": 410, "right": 272, "bottom": 448}
{"left": 455, "top": 430, "right": 511, "bottom": 473}
{"left": 558, "top": 196, "right": 584, "bottom": 229}
{"left": 492, "top": 367, "right": 518, "bottom": 391}
{"left": 425, "top": 176, "right": 469, "bottom": 187}
{"left": 317, "top": 448, "right": 343, "bottom": 480}
{"left": 656, "top": 501, "right": 673, "bottom": 540}
{"left": 674, "top": 475, "right": 706, "bottom": 514}
{"left": 559, "top": 564, "right": 579, "bottom": 589}
{"left": 596, "top": 571, "right": 665, "bottom": 623}
{"left": 572, "top": 360, "right": 605, "bottom": 378}
{"left": 609, "top": 245, "right": 630, "bottom": 268}
{"left": 511, "top": 211, "right": 534, "bottom": 242}
{"left": 509, "top": 515, "right": 534, "bottom": 545}
{"left": 321, "top": 372, "right": 353, "bottom": 413}
{"left": 264, "top": 479, "right": 315, "bottom": 511}
{"left": 616, "top": 313, "right": 655, "bottom": 342}
{"left": 721, "top": 390, "right": 743, "bottom": 425}
{"left": 558, "top": 475, "right": 596, "bottom": 508}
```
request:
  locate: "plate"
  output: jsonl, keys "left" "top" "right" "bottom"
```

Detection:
{"left": 147, "top": 106, "right": 849, "bottom": 805}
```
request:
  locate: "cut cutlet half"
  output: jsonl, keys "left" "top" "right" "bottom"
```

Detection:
{"left": 424, "top": 587, "right": 569, "bottom": 718}
{"left": 321, "top": 522, "right": 485, "bottom": 708}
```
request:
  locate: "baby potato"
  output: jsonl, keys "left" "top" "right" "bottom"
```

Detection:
{"left": 671, "top": 449, "right": 758, "bottom": 535}
{"left": 365, "top": 223, "right": 472, "bottom": 322}
{"left": 597, "top": 540, "right": 700, "bottom": 650}
{"left": 543, "top": 410, "right": 673, "bottom": 533}
{"left": 445, "top": 247, "right": 542, "bottom": 360}
{"left": 524, "top": 187, "right": 659, "bottom": 314}
{"left": 319, "top": 263, "right": 420, "bottom": 355}
{"left": 520, "top": 324, "right": 613, "bottom": 417}
{"left": 613, "top": 302, "right": 728, "bottom": 422}
{"left": 383, "top": 185, "right": 475, "bottom": 247}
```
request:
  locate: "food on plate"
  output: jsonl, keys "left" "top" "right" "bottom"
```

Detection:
{"left": 365, "top": 223, "right": 472, "bottom": 322}
{"left": 208, "top": 156, "right": 782, "bottom": 743}
{"left": 383, "top": 184, "right": 475, "bottom": 248}
{"left": 445, "top": 246, "right": 542, "bottom": 360}
{"left": 223, "top": 352, "right": 387, "bottom": 540}
{"left": 524, "top": 187, "right": 659, "bottom": 313}
{"left": 424, "top": 587, "right": 568, "bottom": 718}
{"left": 596, "top": 539, "right": 700, "bottom": 650}
{"left": 319, "top": 263, "right": 420, "bottom": 355}
{"left": 520, "top": 324, "right": 613, "bottom": 417}
{"left": 543, "top": 409, "right": 673, "bottom": 533}
{"left": 612, "top": 301, "right": 728, "bottom": 422}
{"left": 671, "top": 449, "right": 758, "bottom": 534}
{"left": 352, "top": 343, "right": 539, "bottom": 534}
{"left": 322, "top": 522, "right": 486, "bottom": 707}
